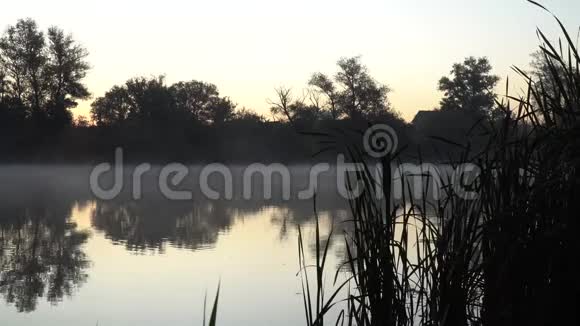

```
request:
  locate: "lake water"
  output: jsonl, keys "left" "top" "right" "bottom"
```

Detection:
{"left": 0, "top": 166, "right": 350, "bottom": 326}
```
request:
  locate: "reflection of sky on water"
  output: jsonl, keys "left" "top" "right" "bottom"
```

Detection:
{"left": 0, "top": 166, "right": 347, "bottom": 326}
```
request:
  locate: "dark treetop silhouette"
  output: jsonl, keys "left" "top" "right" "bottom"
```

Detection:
{"left": 0, "top": 19, "right": 536, "bottom": 163}
{"left": 0, "top": 18, "right": 519, "bottom": 163}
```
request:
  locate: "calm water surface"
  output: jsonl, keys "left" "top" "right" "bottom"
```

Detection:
{"left": 0, "top": 166, "right": 349, "bottom": 326}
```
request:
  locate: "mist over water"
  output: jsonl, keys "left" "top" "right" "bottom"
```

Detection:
{"left": 0, "top": 165, "right": 350, "bottom": 326}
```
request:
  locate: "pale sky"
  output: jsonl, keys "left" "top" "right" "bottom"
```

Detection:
{"left": 1, "top": 0, "right": 579, "bottom": 121}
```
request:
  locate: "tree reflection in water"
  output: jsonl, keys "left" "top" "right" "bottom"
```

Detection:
{"left": 0, "top": 166, "right": 349, "bottom": 313}
{"left": 0, "top": 199, "right": 90, "bottom": 312}
{"left": 91, "top": 200, "right": 233, "bottom": 252}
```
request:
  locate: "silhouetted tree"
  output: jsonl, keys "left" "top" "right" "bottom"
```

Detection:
{"left": 206, "top": 96, "right": 236, "bottom": 124}
{"left": 233, "top": 107, "right": 265, "bottom": 123}
{"left": 308, "top": 57, "right": 394, "bottom": 120}
{"left": 412, "top": 57, "right": 500, "bottom": 158}
{"left": 0, "top": 65, "right": 8, "bottom": 99}
{"left": 0, "top": 66, "right": 26, "bottom": 127}
{"left": 169, "top": 80, "right": 217, "bottom": 122}
{"left": 90, "top": 85, "right": 131, "bottom": 126}
{"left": 309, "top": 72, "right": 339, "bottom": 119}
{"left": 527, "top": 50, "right": 574, "bottom": 110}
{"left": 0, "top": 18, "right": 90, "bottom": 129}
{"left": 335, "top": 56, "right": 393, "bottom": 120}
{"left": 92, "top": 77, "right": 235, "bottom": 127}
{"left": 90, "top": 76, "right": 175, "bottom": 125}
{"left": 125, "top": 76, "right": 174, "bottom": 123}
{"left": 44, "top": 27, "right": 90, "bottom": 128}
{"left": 269, "top": 87, "right": 327, "bottom": 123}
{"left": 0, "top": 19, "right": 45, "bottom": 116}
{"left": 268, "top": 86, "right": 294, "bottom": 122}
{"left": 438, "top": 56, "right": 499, "bottom": 116}
{"left": 530, "top": 50, "right": 556, "bottom": 83}
{"left": 290, "top": 101, "right": 324, "bottom": 123}
{"left": 169, "top": 80, "right": 234, "bottom": 124}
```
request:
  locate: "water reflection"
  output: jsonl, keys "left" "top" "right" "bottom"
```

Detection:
{"left": 0, "top": 166, "right": 348, "bottom": 320}
{"left": 90, "top": 197, "right": 346, "bottom": 253}
{"left": 91, "top": 200, "right": 232, "bottom": 252}
{"left": 0, "top": 197, "right": 90, "bottom": 312}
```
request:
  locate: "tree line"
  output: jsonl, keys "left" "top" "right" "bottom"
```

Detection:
{"left": 1, "top": 18, "right": 551, "bottom": 162}
{"left": 0, "top": 18, "right": 89, "bottom": 131}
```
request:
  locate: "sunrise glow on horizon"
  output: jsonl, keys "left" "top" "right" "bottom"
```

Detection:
{"left": 1, "top": 0, "right": 579, "bottom": 121}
